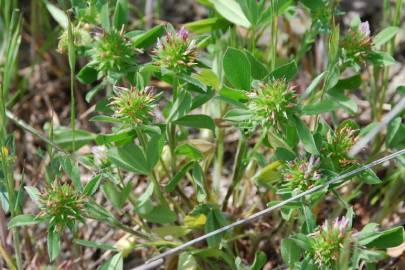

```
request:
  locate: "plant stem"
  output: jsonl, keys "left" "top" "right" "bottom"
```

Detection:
{"left": 269, "top": 0, "right": 279, "bottom": 71}
{"left": 168, "top": 77, "right": 179, "bottom": 176}
{"left": 67, "top": 16, "right": 76, "bottom": 152}
{"left": 222, "top": 136, "right": 248, "bottom": 211}
{"left": 0, "top": 244, "right": 16, "bottom": 270}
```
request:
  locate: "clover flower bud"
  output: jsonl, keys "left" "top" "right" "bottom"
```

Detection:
{"left": 177, "top": 26, "right": 189, "bottom": 41}
{"left": 359, "top": 21, "right": 371, "bottom": 37}
{"left": 324, "top": 126, "right": 358, "bottom": 167}
{"left": 152, "top": 26, "right": 198, "bottom": 74}
{"left": 280, "top": 159, "right": 321, "bottom": 192}
{"left": 38, "top": 183, "right": 87, "bottom": 232}
{"left": 312, "top": 216, "right": 352, "bottom": 268}
{"left": 341, "top": 20, "right": 373, "bottom": 64}
{"left": 109, "top": 86, "right": 159, "bottom": 125}
{"left": 90, "top": 29, "right": 137, "bottom": 76}
{"left": 248, "top": 79, "right": 295, "bottom": 129}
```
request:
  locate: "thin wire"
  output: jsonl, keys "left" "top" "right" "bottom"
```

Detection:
{"left": 134, "top": 148, "right": 405, "bottom": 269}
{"left": 349, "top": 96, "right": 405, "bottom": 157}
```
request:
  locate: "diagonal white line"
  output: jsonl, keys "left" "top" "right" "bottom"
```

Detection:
{"left": 132, "top": 148, "right": 405, "bottom": 270}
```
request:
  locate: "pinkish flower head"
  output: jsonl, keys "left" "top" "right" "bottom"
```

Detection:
{"left": 359, "top": 21, "right": 370, "bottom": 37}
{"left": 177, "top": 26, "right": 189, "bottom": 41}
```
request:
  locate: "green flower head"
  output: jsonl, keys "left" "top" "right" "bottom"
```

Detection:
{"left": 280, "top": 159, "right": 321, "bottom": 191}
{"left": 248, "top": 79, "right": 296, "bottom": 128}
{"left": 90, "top": 29, "right": 137, "bottom": 76}
{"left": 323, "top": 125, "right": 358, "bottom": 167}
{"left": 341, "top": 21, "right": 373, "bottom": 64}
{"left": 109, "top": 86, "right": 159, "bottom": 125}
{"left": 311, "top": 217, "right": 351, "bottom": 268}
{"left": 152, "top": 26, "right": 198, "bottom": 74}
{"left": 38, "top": 182, "right": 87, "bottom": 232}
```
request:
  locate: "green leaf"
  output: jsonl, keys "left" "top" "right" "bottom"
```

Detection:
{"left": 280, "top": 239, "right": 300, "bottom": 268}
{"left": 332, "top": 74, "right": 362, "bottom": 91}
{"left": 142, "top": 205, "right": 177, "bottom": 224}
{"left": 131, "top": 25, "right": 165, "bottom": 48}
{"left": 108, "top": 144, "right": 149, "bottom": 175}
{"left": 77, "top": 65, "right": 98, "bottom": 84}
{"left": 96, "top": 129, "right": 136, "bottom": 145}
{"left": 205, "top": 208, "right": 227, "bottom": 247}
{"left": 99, "top": 253, "right": 123, "bottom": 270}
{"left": 100, "top": 3, "right": 110, "bottom": 31}
{"left": 269, "top": 60, "right": 298, "bottom": 81}
{"left": 293, "top": 117, "right": 319, "bottom": 155}
{"left": 386, "top": 117, "right": 401, "bottom": 147}
{"left": 50, "top": 126, "right": 96, "bottom": 151}
{"left": 244, "top": 50, "right": 268, "bottom": 80}
{"left": 174, "top": 114, "right": 216, "bottom": 132}
{"left": 74, "top": 239, "right": 117, "bottom": 251}
{"left": 103, "top": 181, "right": 131, "bottom": 209}
{"left": 60, "top": 156, "right": 82, "bottom": 190}
{"left": 302, "top": 99, "right": 339, "bottom": 115}
{"left": 373, "top": 26, "right": 399, "bottom": 48}
{"left": 360, "top": 226, "right": 404, "bottom": 249}
{"left": 178, "top": 252, "right": 199, "bottom": 270}
{"left": 44, "top": 2, "right": 68, "bottom": 29}
{"left": 327, "top": 91, "right": 358, "bottom": 114}
{"left": 90, "top": 115, "right": 122, "bottom": 124}
{"left": 8, "top": 214, "right": 41, "bottom": 228}
{"left": 194, "top": 69, "right": 220, "bottom": 90}
{"left": 145, "top": 134, "right": 164, "bottom": 171}
{"left": 48, "top": 229, "right": 61, "bottom": 261}
{"left": 223, "top": 47, "right": 252, "bottom": 90}
{"left": 249, "top": 251, "right": 267, "bottom": 270}
{"left": 113, "top": 0, "right": 128, "bottom": 29}
{"left": 301, "top": 72, "right": 326, "bottom": 100}
{"left": 152, "top": 226, "right": 190, "bottom": 238}
{"left": 237, "top": 0, "right": 258, "bottom": 25}
{"left": 301, "top": 0, "right": 323, "bottom": 10}
{"left": 192, "top": 162, "right": 208, "bottom": 202}
{"left": 185, "top": 17, "right": 229, "bottom": 34}
{"left": 368, "top": 51, "right": 396, "bottom": 66}
{"left": 209, "top": 0, "right": 251, "bottom": 28}
{"left": 168, "top": 91, "right": 193, "bottom": 121}
{"left": 84, "top": 175, "right": 102, "bottom": 196}
{"left": 165, "top": 162, "right": 194, "bottom": 192}
{"left": 176, "top": 144, "right": 204, "bottom": 160}
{"left": 24, "top": 186, "right": 41, "bottom": 206}
{"left": 85, "top": 83, "right": 105, "bottom": 103}
{"left": 359, "top": 169, "right": 382, "bottom": 184}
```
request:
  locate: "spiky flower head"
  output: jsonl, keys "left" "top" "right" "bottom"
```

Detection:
{"left": 57, "top": 23, "right": 92, "bottom": 54}
{"left": 152, "top": 26, "right": 198, "bottom": 74}
{"left": 248, "top": 79, "right": 296, "bottom": 128}
{"left": 323, "top": 126, "right": 358, "bottom": 167}
{"left": 38, "top": 182, "right": 87, "bottom": 232}
{"left": 341, "top": 21, "right": 373, "bottom": 64}
{"left": 311, "top": 216, "right": 351, "bottom": 268}
{"left": 109, "top": 86, "right": 159, "bottom": 125}
{"left": 280, "top": 159, "right": 321, "bottom": 191}
{"left": 90, "top": 29, "right": 137, "bottom": 76}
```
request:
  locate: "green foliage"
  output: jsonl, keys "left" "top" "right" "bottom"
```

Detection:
{"left": 2, "top": 0, "right": 404, "bottom": 268}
